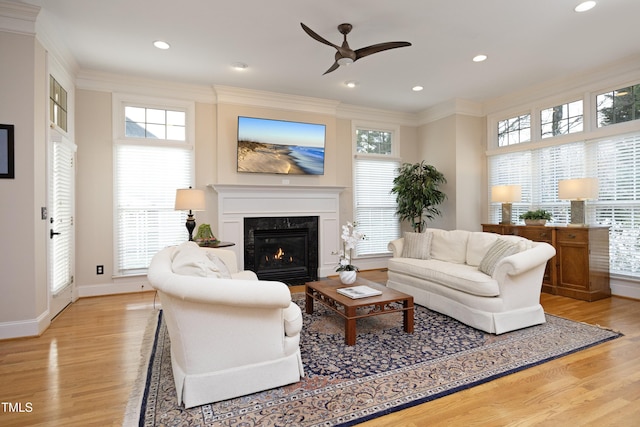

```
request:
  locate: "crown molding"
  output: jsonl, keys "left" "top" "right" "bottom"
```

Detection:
{"left": 76, "top": 69, "right": 216, "bottom": 104}
{"left": 33, "top": 8, "right": 79, "bottom": 78}
{"left": 336, "top": 103, "right": 419, "bottom": 127}
{"left": 0, "top": 0, "right": 39, "bottom": 35}
{"left": 484, "top": 54, "right": 640, "bottom": 115}
{"left": 213, "top": 85, "right": 340, "bottom": 116}
{"left": 417, "top": 98, "right": 485, "bottom": 125}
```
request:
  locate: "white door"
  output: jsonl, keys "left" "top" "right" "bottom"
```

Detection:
{"left": 48, "top": 130, "right": 76, "bottom": 319}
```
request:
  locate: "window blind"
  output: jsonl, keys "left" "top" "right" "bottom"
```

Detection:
{"left": 488, "top": 132, "right": 640, "bottom": 278}
{"left": 114, "top": 143, "right": 192, "bottom": 275}
{"left": 354, "top": 157, "right": 400, "bottom": 256}
{"left": 50, "top": 136, "right": 75, "bottom": 294}
{"left": 589, "top": 133, "right": 640, "bottom": 275}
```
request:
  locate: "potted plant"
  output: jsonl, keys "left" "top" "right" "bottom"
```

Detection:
{"left": 391, "top": 161, "right": 447, "bottom": 232}
{"left": 520, "top": 209, "right": 553, "bottom": 226}
{"left": 334, "top": 221, "right": 365, "bottom": 284}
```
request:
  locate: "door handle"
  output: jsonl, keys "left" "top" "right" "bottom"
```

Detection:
{"left": 50, "top": 229, "right": 61, "bottom": 239}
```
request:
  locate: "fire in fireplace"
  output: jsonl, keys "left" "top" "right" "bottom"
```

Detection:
{"left": 244, "top": 216, "right": 319, "bottom": 285}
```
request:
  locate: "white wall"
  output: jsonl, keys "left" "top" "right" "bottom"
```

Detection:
{"left": 0, "top": 29, "right": 49, "bottom": 338}
{"left": 71, "top": 83, "right": 421, "bottom": 295}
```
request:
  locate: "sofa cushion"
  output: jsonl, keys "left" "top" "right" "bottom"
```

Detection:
{"left": 401, "top": 231, "right": 433, "bottom": 260}
{"left": 478, "top": 239, "right": 522, "bottom": 276}
{"left": 387, "top": 258, "right": 500, "bottom": 297}
{"left": 428, "top": 229, "right": 470, "bottom": 264}
{"left": 466, "top": 232, "right": 500, "bottom": 266}
{"left": 172, "top": 241, "right": 225, "bottom": 278}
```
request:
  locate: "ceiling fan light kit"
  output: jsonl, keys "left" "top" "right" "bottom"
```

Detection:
{"left": 301, "top": 22, "right": 411, "bottom": 75}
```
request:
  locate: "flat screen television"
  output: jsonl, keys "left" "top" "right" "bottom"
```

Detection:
{"left": 237, "top": 116, "right": 326, "bottom": 175}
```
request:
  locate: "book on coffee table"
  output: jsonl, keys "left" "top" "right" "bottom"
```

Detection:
{"left": 337, "top": 285, "right": 383, "bottom": 299}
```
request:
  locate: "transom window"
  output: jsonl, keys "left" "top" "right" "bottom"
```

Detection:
{"left": 49, "top": 76, "right": 68, "bottom": 131}
{"left": 125, "top": 106, "right": 186, "bottom": 141}
{"left": 596, "top": 84, "right": 640, "bottom": 127}
{"left": 498, "top": 114, "right": 531, "bottom": 146}
{"left": 356, "top": 129, "right": 393, "bottom": 155}
{"left": 541, "top": 100, "right": 583, "bottom": 139}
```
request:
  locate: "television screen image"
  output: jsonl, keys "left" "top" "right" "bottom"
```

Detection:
{"left": 237, "top": 116, "right": 326, "bottom": 175}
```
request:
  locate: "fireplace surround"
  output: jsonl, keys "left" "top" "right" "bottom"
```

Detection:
{"left": 212, "top": 184, "right": 344, "bottom": 279}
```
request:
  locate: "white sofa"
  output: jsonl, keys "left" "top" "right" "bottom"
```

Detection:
{"left": 387, "top": 229, "right": 556, "bottom": 334}
{"left": 147, "top": 242, "right": 304, "bottom": 408}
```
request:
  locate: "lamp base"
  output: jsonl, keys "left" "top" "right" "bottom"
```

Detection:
{"left": 500, "top": 203, "right": 513, "bottom": 225}
{"left": 185, "top": 214, "right": 196, "bottom": 241}
{"left": 569, "top": 200, "right": 586, "bottom": 227}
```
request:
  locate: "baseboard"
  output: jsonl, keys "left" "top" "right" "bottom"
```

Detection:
{"left": 77, "top": 278, "right": 153, "bottom": 298}
{"left": 611, "top": 277, "right": 640, "bottom": 300}
{"left": 0, "top": 310, "right": 50, "bottom": 340}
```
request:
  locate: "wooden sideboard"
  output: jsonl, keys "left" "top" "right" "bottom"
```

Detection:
{"left": 482, "top": 224, "right": 611, "bottom": 301}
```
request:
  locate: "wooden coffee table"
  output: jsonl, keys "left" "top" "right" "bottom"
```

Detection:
{"left": 305, "top": 277, "right": 414, "bottom": 345}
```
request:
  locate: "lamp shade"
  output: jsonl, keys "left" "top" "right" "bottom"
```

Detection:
{"left": 175, "top": 188, "right": 206, "bottom": 211}
{"left": 558, "top": 178, "right": 598, "bottom": 200}
{"left": 491, "top": 185, "right": 522, "bottom": 203}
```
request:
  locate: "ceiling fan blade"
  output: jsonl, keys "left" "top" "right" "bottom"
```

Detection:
{"left": 300, "top": 23, "right": 339, "bottom": 50}
{"left": 323, "top": 61, "right": 340, "bottom": 75}
{"left": 354, "top": 41, "right": 412, "bottom": 61}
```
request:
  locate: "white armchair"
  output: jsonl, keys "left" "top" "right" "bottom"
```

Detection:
{"left": 147, "top": 242, "right": 304, "bottom": 408}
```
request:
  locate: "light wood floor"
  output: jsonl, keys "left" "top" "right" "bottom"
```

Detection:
{"left": 1, "top": 271, "right": 638, "bottom": 426}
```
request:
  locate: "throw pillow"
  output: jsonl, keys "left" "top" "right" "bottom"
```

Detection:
{"left": 172, "top": 241, "right": 223, "bottom": 278}
{"left": 478, "top": 239, "right": 521, "bottom": 276}
{"left": 205, "top": 252, "right": 232, "bottom": 279}
{"left": 401, "top": 231, "right": 432, "bottom": 260}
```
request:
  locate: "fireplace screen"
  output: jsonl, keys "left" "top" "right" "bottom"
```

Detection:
{"left": 255, "top": 229, "right": 308, "bottom": 275}
{"left": 244, "top": 216, "right": 319, "bottom": 285}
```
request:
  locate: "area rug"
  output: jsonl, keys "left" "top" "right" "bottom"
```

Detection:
{"left": 128, "top": 295, "right": 621, "bottom": 427}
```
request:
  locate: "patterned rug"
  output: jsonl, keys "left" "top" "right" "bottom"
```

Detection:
{"left": 128, "top": 295, "right": 621, "bottom": 427}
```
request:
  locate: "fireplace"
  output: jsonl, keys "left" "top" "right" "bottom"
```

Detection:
{"left": 244, "top": 216, "right": 319, "bottom": 285}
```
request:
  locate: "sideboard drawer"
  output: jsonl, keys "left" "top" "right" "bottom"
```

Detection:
{"left": 516, "top": 227, "right": 553, "bottom": 243}
{"left": 556, "top": 228, "right": 588, "bottom": 243}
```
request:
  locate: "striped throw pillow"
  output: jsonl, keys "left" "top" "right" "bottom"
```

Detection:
{"left": 478, "top": 239, "right": 521, "bottom": 276}
{"left": 401, "top": 231, "right": 433, "bottom": 260}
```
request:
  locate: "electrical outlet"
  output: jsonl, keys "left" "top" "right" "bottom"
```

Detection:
{"left": 96, "top": 265, "right": 104, "bottom": 275}
{"left": 41, "top": 207, "right": 47, "bottom": 220}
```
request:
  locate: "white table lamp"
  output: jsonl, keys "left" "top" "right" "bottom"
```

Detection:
{"left": 491, "top": 185, "right": 522, "bottom": 225}
{"left": 558, "top": 178, "right": 598, "bottom": 227}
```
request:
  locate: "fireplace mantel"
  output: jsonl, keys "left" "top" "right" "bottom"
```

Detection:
{"left": 211, "top": 184, "right": 345, "bottom": 278}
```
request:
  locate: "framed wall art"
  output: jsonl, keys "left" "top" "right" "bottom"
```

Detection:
{"left": 0, "top": 124, "right": 15, "bottom": 179}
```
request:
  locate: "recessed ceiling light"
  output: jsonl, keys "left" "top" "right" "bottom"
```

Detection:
{"left": 412, "top": 86, "right": 424, "bottom": 92}
{"left": 232, "top": 62, "right": 249, "bottom": 70}
{"left": 345, "top": 81, "right": 358, "bottom": 88}
{"left": 473, "top": 54, "right": 488, "bottom": 62}
{"left": 574, "top": 1, "right": 596, "bottom": 12}
{"left": 153, "top": 40, "right": 170, "bottom": 50}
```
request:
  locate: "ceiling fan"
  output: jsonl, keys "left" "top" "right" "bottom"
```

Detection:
{"left": 300, "top": 22, "right": 412, "bottom": 75}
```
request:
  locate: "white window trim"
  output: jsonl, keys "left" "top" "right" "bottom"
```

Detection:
{"left": 112, "top": 93, "right": 195, "bottom": 144}
{"left": 351, "top": 121, "right": 401, "bottom": 259}
{"left": 112, "top": 94, "right": 196, "bottom": 276}
{"left": 352, "top": 120, "right": 401, "bottom": 158}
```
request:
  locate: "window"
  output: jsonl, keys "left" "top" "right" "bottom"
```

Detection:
{"left": 125, "top": 106, "right": 186, "bottom": 140}
{"left": 590, "top": 133, "right": 640, "bottom": 275}
{"left": 597, "top": 84, "right": 640, "bottom": 127}
{"left": 497, "top": 114, "right": 531, "bottom": 146}
{"left": 49, "top": 76, "right": 68, "bottom": 131}
{"left": 353, "top": 125, "right": 400, "bottom": 257}
{"left": 541, "top": 100, "right": 583, "bottom": 138}
{"left": 114, "top": 96, "right": 194, "bottom": 275}
{"left": 488, "top": 133, "right": 640, "bottom": 278}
